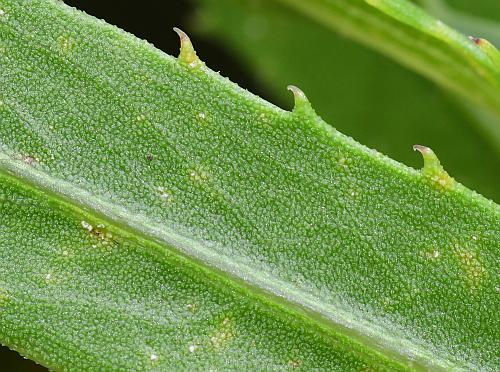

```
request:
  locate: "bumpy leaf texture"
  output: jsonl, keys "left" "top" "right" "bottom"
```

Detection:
{"left": 0, "top": 0, "right": 498, "bottom": 370}
{"left": 193, "top": 0, "right": 500, "bottom": 200}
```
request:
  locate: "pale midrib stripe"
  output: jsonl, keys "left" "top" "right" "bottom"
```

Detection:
{"left": 0, "top": 1, "right": 486, "bottom": 368}
{"left": 0, "top": 150, "right": 467, "bottom": 371}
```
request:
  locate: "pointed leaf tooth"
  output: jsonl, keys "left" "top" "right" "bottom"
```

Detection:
{"left": 173, "top": 27, "right": 201, "bottom": 68}
{"left": 287, "top": 85, "right": 315, "bottom": 116}
{"left": 468, "top": 36, "right": 500, "bottom": 66}
{"left": 413, "top": 145, "right": 455, "bottom": 189}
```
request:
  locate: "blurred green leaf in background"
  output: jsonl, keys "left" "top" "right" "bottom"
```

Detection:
{"left": 1, "top": 0, "right": 499, "bottom": 370}
{"left": 193, "top": 0, "right": 500, "bottom": 200}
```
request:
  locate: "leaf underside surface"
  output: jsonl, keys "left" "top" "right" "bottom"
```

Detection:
{"left": 0, "top": 0, "right": 498, "bottom": 370}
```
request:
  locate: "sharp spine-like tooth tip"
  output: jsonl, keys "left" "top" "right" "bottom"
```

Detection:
{"left": 173, "top": 27, "right": 188, "bottom": 42}
{"left": 413, "top": 144, "right": 430, "bottom": 154}
{"left": 287, "top": 85, "right": 316, "bottom": 117}
{"left": 413, "top": 145, "right": 455, "bottom": 189}
{"left": 173, "top": 27, "right": 199, "bottom": 66}
{"left": 287, "top": 85, "right": 306, "bottom": 101}
{"left": 468, "top": 36, "right": 482, "bottom": 45}
{"left": 467, "top": 36, "right": 500, "bottom": 64}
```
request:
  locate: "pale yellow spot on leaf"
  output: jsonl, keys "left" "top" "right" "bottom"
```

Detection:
{"left": 455, "top": 247, "right": 486, "bottom": 289}
{"left": 0, "top": 289, "right": 10, "bottom": 305}
{"left": 58, "top": 35, "right": 75, "bottom": 54}
{"left": 23, "top": 155, "right": 38, "bottom": 165}
{"left": 210, "top": 317, "right": 233, "bottom": 349}
{"left": 424, "top": 249, "right": 440, "bottom": 260}
{"left": 189, "top": 167, "right": 209, "bottom": 183}
{"left": 288, "top": 359, "right": 301, "bottom": 368}
{"left": 45, "top": 271, "right": 54, "bottom": 283}
{"left": 81, "top": 220, "right": 115, "bottom": 245}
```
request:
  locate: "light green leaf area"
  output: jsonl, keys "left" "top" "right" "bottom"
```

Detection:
{"left": 1, "top": 174, "right": 400, "bottom": 371}
{"left": 416, "top": 0, "right": 500, "bottom": 47}
{"left": 270, "top": 0, "right": 500, "bottom": 121}
{"left": 442, "top": 0, "right": 500, "bottom": 25}
{"left": 0, "top": 0, "right": 499, "bottom": 371}
{"left": 193, "top": 0, "right": 500, "bottom": 200}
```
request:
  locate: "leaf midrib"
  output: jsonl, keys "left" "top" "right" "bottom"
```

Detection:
{"left": 2, "top": 2, "right": 497, "bottom": 368}
{"left": 0, "top": 118, "right": 472, "bottom": 372}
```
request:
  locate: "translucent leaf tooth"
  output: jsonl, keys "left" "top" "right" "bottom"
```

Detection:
{"left": 413, "top": 145, "right": 455, "bottom": 189}
{"left": 173, "top": 27, "right": 201, "bottom": 68}
{"left": 468, "top": 36, "right": 481, "bottom": 45}
{"left": 287, "top": 85, "right": 315, "bottom": 116}
{"left": 469, "top": 36, "right": 500, "bottom": 65}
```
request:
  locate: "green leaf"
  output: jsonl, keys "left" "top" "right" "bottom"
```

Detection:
{"left": 193, "top": 0, "right": 500, "bottom": 200}
{"left": 0, "top": 171, "right": 404, "bottom": 370}
{"left": 416, "top": 0, "right": 500, "bottom": 47}
{"left": 441, "top": 0, "right": 500, "bottom": 25}
{"left": 269, "top": 0, "right": 500, "bottom": 122}
{"left": 0, "top": 0, "right": 498, "bottom": 370}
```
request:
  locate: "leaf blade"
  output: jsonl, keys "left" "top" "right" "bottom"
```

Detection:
{"left": 193, "top": 0, "right": 500, "bottom": 200}
{"left": 273, "top": 0, "right": 500, "bottom": 127}
{"left": 0, "top": 0, "right": 498, "bottom": 370}
{"left": 1, "top": 171, "right": 406, "bottom": 371}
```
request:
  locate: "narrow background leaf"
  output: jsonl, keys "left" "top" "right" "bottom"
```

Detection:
{"left": 193, "top": 0, "right": 500, "bottom": 200}
{"left": 0, "top": 0, "right": 498, "bottom": 370}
